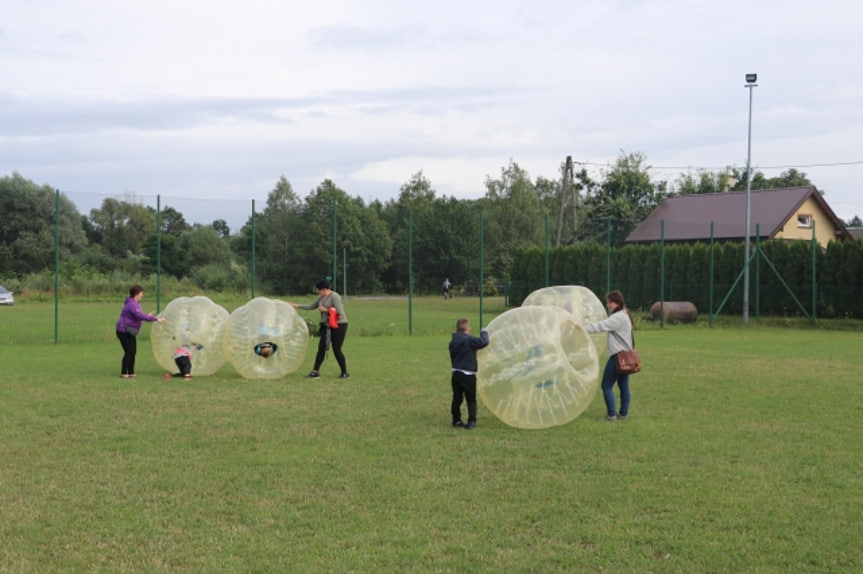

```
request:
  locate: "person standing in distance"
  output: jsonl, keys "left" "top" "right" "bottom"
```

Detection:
{"left": 585, "top": 290, "right": 634, "bottom": 421}
{"left": 443, "top": 278, "right": 452, "bottom": 299}
{"left": 115, "top": 284, "right": 165, "bottom": 378}
{"left": 290, "top": 279, "right": 350, "bottom": 379}
{"left": 449, "top": 317, "right": 490, "bottom": 430}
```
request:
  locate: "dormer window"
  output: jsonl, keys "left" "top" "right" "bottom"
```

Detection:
{"left": 797, "top": 214, "right": 812, "bottom": 228}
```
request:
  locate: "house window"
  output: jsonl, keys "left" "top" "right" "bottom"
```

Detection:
{"left": 797, "top": 214, "right": 812, "bottom": 228}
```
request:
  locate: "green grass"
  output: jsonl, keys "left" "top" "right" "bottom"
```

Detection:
{"left": 0, "top": 295, "right": 509, "bottom": 345}
{"left": 1, "top": 298, "right": 861, "bottom": 572}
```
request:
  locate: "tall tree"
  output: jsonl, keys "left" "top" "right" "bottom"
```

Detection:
{"left": 728, "top": 167, "right": 813, "bottom": 191}
{"left": 289, "top": 179, "right": 392, "bottom": 295}
{"left": 0, "top": 172, "right": 87, "bottom": 276}
{"left": 767, "top": 168, "right": 813, "bottom": 188}
{"left": 343, "top": 197, "right": 394, "bottom": 293}
{"left": 675, "top": 169, "right": 734, "bottom": 195}
{"left": 211, "top": 219, "right": 231, "bottom": 238}
{"left": 140, "top": 233, "right": 184, "bottom": 278}
{"left": 380, "top": 172, "right": 481, "bottom": 293}
{"left": 252, "top": 176, "right": 302, "bottom": 294}
{"left": 482, "top": 160, "right": 546, "bottom": 280}
{"left": 580, "top": 151, "right": 668, "bottom": 246}
{"left": 180, "top": 225, "right": 233, "bottom": 270}
{"left": 159, "top": 206, "right": 190, "bottom": 236}
{"left": 379, "top": 172, "right": 436, "bottom": 292}
{"left": 88, "top": 197, "right": 157, "bottom": 258}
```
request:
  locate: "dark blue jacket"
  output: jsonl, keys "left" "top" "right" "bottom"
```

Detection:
{"left": 449, "top": 330, "right": 490, "bottom": 373}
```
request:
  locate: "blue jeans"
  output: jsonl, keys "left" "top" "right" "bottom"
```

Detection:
{"left": 601, "top": 356, "right": 630, "bottom": 417}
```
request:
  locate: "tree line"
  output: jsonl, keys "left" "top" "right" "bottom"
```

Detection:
{"left": 1, "top": 153, "right": 857, "bottom": 296}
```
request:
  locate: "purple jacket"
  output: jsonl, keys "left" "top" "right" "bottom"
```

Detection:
{"left": 115, "top": 297, "right": 157, "bottom": 333}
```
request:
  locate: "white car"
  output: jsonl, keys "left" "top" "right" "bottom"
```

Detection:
{"left": 0, "top": 286, "right": 13, "bottom": 306}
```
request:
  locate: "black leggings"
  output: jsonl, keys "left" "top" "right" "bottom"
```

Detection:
{"left": 116, "top": 331, "right": 137, "bottom": 375}
{"left": 174, "top": 356, "right": 192, "bottom": 376}
{"left": 313, "top": 323, "right": 348, "bottom": 374}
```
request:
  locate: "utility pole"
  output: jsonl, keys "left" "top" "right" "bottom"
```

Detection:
{"left": 569, "top": 156, "right": 578, "bottom": 238}
{"left": 555, "top": 156, "right": 576, "bottom": 246}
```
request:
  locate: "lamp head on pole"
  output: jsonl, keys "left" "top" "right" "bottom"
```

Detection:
{"left": 745, "top": 73, "right": 757, "bottom": 84}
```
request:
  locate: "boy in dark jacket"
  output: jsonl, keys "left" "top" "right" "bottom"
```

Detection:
{"left": 448, "top": 318, "right": 490, "bottom": 430}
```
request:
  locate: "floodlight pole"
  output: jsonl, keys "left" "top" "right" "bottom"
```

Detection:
{"left": 342, "top": 240, "right": 349, "bottom": 299}
{"left": 743, "top": 73, "right": 757, "bottom": 326}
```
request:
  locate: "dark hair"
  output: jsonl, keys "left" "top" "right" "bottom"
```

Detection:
{"left": 606, "top": 290, "right": 634, "bottom": 325}
{"left": 315, "top": 279, "right": 330, "bottom": 290}
{"left": 606, "top": 290, "right": 627, "bottom": 310}
{"left": 129, "top": 284, "right": 144, "bottom": 298}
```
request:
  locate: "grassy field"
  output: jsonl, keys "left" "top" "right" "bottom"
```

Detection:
{"left": 1, "top": 297, "right": 861, "bottom": 572}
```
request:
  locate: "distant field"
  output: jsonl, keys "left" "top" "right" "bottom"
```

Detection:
{"left": 1, "top": 298, "right": 861, "bottom": 572}
{"left": 0, "top": 295, "right": 509, "bottom": 345}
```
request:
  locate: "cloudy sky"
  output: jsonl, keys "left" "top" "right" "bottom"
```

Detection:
{"left": 2, "top": 0, "right": 862, "bottom": 232}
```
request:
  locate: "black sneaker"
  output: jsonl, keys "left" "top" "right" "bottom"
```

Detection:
{"left": 339, "top": 372, "right": 350, "bottom": 379}
{"left": 307, "top": 371, "right": 320, "bottom": 378}
{"left": 464, "top": 421, "right": 476, "bottom": 430}
{"left": 452, "top": 420, "right": 464, "bottom": 428}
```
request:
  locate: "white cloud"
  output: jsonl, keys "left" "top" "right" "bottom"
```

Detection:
{"left": 1, "top": 0, "right": 862, "bottom": 231}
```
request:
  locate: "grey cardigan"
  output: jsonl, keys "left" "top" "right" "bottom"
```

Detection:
{"left": 586, "top": 311, "right": 633, "bottom": 357}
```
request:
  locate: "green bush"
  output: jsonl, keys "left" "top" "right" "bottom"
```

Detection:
{"left": 191, "top": 262, "right": 250, "bottom": 292}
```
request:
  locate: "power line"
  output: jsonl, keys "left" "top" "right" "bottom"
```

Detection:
{"left": 753, "top": 161, "right": 863, "bottom": 170}
{"left": 573, "top": 160, "right": 863, "bottom": 171}
{"left": 59, "top": 189, "right": 255, "bottom": 204}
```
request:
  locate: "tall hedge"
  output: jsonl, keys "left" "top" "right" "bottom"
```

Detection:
{"left": 510, "top": 239, "right": 863, "bottom": 318}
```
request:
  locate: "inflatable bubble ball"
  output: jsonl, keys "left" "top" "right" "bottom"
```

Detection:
{"left": 222, "top": 297, "right": 309, "bottom": 379}
{"left": 522, "top": 285, "right": 608, "bottom": 357}
{"left": 151, "top": 296, "right": 231, "bottom": 376}
{"left": 477, "top": 306, "right": 600, "bottom": 430}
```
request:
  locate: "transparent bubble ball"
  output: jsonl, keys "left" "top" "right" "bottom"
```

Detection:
{"left": 522, "top": 285, "right": 608, "bottom": 357}
{"left": 222, "top": 297, "right": 309, "bottom": 379}
{"left": 477, "top": 306, "right": 600, "bottom": 429}
{"left": 151, "top": 296, "right": 231, "bottom": 376}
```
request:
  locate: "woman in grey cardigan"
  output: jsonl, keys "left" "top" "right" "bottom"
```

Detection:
{"left": 586, "top": 290, "right": 634, "bottom": 421}
{"left": 290, "top": 279, "right": 349, "bottom": 379}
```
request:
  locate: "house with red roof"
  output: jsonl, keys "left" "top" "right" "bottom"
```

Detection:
{"left": 625, "top": 186, "right": 852, "bottom": 249}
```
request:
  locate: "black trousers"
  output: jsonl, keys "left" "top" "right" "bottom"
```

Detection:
{"left": 451, "top": 370, "right": 478, "bottom": 423}
{"left": 174, "top": 356, "right": 192, "bottom": 376}
{"left": 313, "top": 323, "right": 348, "bottom": 374}
{"left": 116, "top": 331, "right": 137, "bottom": 375}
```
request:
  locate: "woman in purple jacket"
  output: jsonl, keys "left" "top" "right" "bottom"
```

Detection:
{"left": 115, "top": 284, "right": 164, "bottom": 378}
